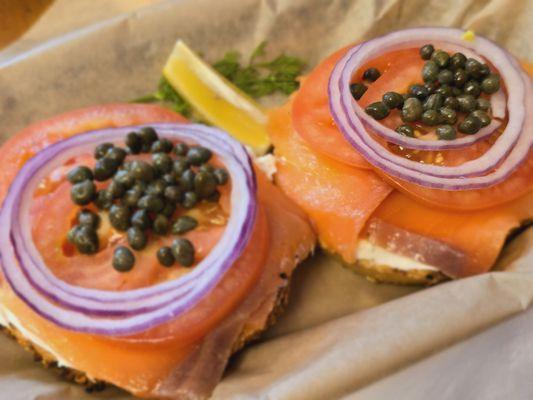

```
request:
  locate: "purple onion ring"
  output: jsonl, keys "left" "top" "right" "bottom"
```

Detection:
{"left": 0, "top": 123, "right": 258, "bottom": 336}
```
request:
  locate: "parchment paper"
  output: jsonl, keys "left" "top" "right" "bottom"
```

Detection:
{"left": 0, "top": 0, "right": 532, "bottom": 399}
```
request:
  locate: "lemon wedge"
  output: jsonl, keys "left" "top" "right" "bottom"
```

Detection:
{"left": 163, "top": 40, "right": 271, "bottom": 155}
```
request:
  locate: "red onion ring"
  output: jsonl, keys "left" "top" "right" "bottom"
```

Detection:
{"left": 0, "top": 123, "right": 257, "bottom": 335}
{"left": 329, "top": 28, "right": 531, "bottom": 189}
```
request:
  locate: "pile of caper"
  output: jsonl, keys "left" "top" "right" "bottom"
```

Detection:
{"left": 355, "top": 44, "right": 500, "bottom": 140}
{"left": 67, "top": 126, "right": 229, "bottom": 272}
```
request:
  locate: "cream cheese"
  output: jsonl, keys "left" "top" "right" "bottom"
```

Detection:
{"left": 356, "top": 240, "right": 438, "bottom": 271}
{"left": 0, "top": 303, "right": 71, "bottom": 368}
{"left": 255, "top": 153, "right": 277, "bottom": 181}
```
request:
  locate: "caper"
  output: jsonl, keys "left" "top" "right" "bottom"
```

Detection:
{"left": 105, "top": 147, "right": 127, "bottom": 165}
{"left": 121, "top": 161, "right": 134, "bottom": 171}
{"left": 401, "top": 98, "right": 423, "bottom": 122}
{"left": 67, "top": 226, "right": 79, "bottom": 244}
{"left": 435, "top": 85, "right": 453, "bottom": 98}
{"left": 107, "top": 180, "right": 125, "bottom": 199}
{"left": 395, "top": 125, "right": 415, "bottom": 137}
{"left": 453, "top": 69, "right": 468, "bottom": 87}
{"left": 422, "top": 61, "right": 439, "bottom": 83}
{"left": 146, "top": 179, "right": 167, "bottom": 196}
{"left": 71, "top": 180, "right": 96, "bottom": 205}
{"left": 431, "top": 50, "right": 450, "bottom": 68}
{"left": 365, "top": 102, "right": 390, "bottom": 120}
{"left": 481, "top": 74, "right": 500, "bottom": 94}
{"left": 182, "top": 191, "right": 198, "bottom": 209}
{"left": 382, "top": 92, "right": 404, "bottom": 109}
{"left": 94, "top": 189, "right": 114, "bottom": 210}
{"left": 139, "top": 126, "right": 158, "bottom": 146}
{"left": 458, "top": 115, "right": 482, "bottom": 134}
{"left": 444, "top": 96, "right": 460, "bottom": 110}
{"left": 157, "top": 247, "right": 175, "bottom": 267}
{"left": 436, "top": 125, "right": 457, "bottom": 140}
{"left": 129, "top": 160, "right": 155, "bottom": 182}
{"left": 362, "top": 67, "right": 381, "bottom": 82}
{"left": 131, "top": 209, "right": 151, "bottom": 230}
{"left": 465, "top": 58, "right": 482, "bottom": 79}
{"left": 206, "top": 190, "right": 221, "bottom": 203}
{"left": 476, "top": 98, "right": 491, "bottom": 111}
{"left": 112, "top": 246, "right": 135, "bottom": 272}
{"left": 457, "top": 94, "right": 477, "bottom": 113}
{"left": 125, "top": 132, "right": 142, "bottom": 154}
{"left": 452, "top": 87, "right": 463, "bottom": 97}
{"left": 122, "top": 187, "right": 143, "bottom": 208}
{"left": 151, "top": 139, "right": 173, "bottom": 154}
{"left": 424, "top": 82, "right": 438, "bottom": 94}
{"left": 186, "top": 146, "right": 212, "bottom": 166}
{"left": 152, "top": 214, "right": 169, "bottom": 235}
{"left": 73, "top": 225, "right": 99, "bottom": 255}
{"left": 179, "top": 169, "right": 196, "bottom": 191}
{"left": 161, "top": 202, "right": 177, "bottom": 218}
{"left": 438, "top": 69, "right": 453, "bottom": 85}
{"left": 409, "top": 84, "right": 429, "bottom": 100}
{"left": 171, "top": 238, "right": 195, "bottom": 267}
{"left": 127, "top": 227, "right": 147, "bottom": 250}
{"left": 93, "top": 158, "right": 119, "bottom": 181}
{"left": 449, "top": 52, "right": 466, "bottom": 71}
{"left": 464, "top": 80, "right": 481, "bottom": 97}
{"left": 350, "top": 83, "right": 368, "bottom": 100}
{"left": 113, "top": 170, "right": 135, "bottom": 189}
{"left": 132, "top": 181, "right": 147, "bottom": 192}
{"left": 162, "top": 173, "right": 177, "bottom": 185}
{"left": 214, "top": 168, "right": 229, "bottom": 185}
{"left": 77, "top": 209, "right": 100, "bottom": 229}
{"left": 195, "top": 171, "right": 218, "bottom": 198}
{"left": 137, "top": 194, "right": 165, "bottom": 213}
{"left": 109, "top": 204, "right": 131, "bottom": 231}
{"left": 67, "top": 166, "right": 94, "bottom": 184}
{"left": 199, "top": 164, "right": 215, "bottom": 174}
{"left": 439, "top": 107, "right": 458, "bottom": 125}
{"left": 161, "top": 202, "right": 176, "bottom": 218}
{"left": 419, "top": 44, "right": 435, "bottom": 60}
{"left": 151, "top": 153, "right": 172, "bottom": 174}
{"left": 421, "top": 109, "right": 440, "bottom": 126}
{"left": 94, "top": 143, "right": 114, "bottom": 160}
{"left": 164, "top": 185, "right": 182, "bottom": 204}
{"left": 173, "top": 158, "right": 190, "bottom": 176}
{"left": 471, "top": 110, "right": 491, "bottom": 127}
{"left": 174, "top": 142, "right": 189, "bottom": 156}
{"left": 423, "top": 93, "right": 444, "bottom": 111}
{"left": 172, "top": 216, "right": 198, "bottom": 235}
{"left": 478, "top": 64, "right": 490, "bottom": 79}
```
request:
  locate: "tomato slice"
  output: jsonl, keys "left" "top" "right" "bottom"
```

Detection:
{"left": 290, "top": 43, "right": 533, "bottom": 210}
{"left": 292, "top": 46, "right": 370, "bottom": 168}
{"left": 0, "top": 103, "right": 187, "bottom": 204}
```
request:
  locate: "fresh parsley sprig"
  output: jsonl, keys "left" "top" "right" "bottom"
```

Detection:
{"left": 132, "top": 77, "right": 192, "bottom": 117}
{"left": 213, "top": 41, "right": 305, "bottom": 98}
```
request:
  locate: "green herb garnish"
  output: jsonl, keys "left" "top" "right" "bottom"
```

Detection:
{"left": 132, "top": 77, "right": 192, "bottom": 117}
{"left": 134, "top": 42, "right": 305, "bottom": 117}
{"left": 213, "top": 41, "right": 305, "bottom": 98}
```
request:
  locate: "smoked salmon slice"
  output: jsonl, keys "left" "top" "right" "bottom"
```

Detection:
{"left": 270, "top": 101, "right": 392, "bottom": 264}
{"left": 269, "top": 97, "right": 532, "bottom": 279}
